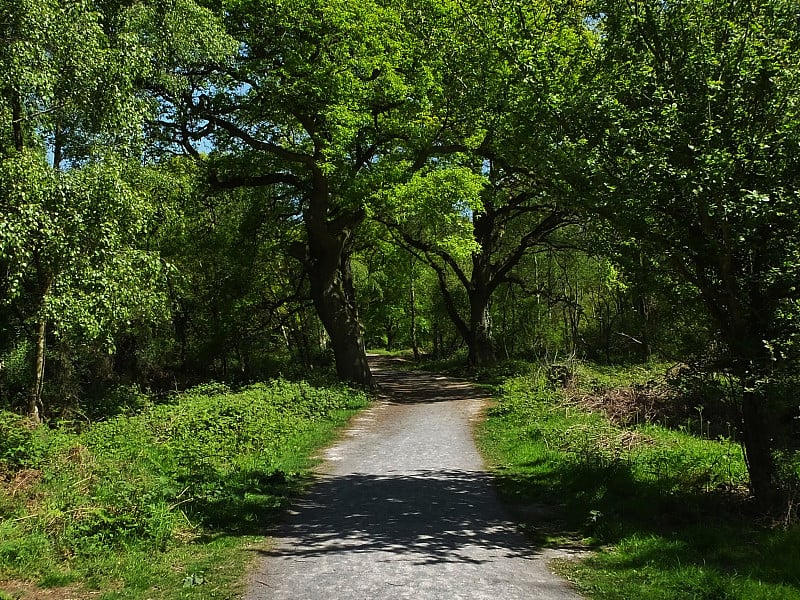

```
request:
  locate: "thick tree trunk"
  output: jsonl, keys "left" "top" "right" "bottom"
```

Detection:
{"left": 431, "top": 262, "right": 497, "bottom": 368}
{"left": 308, "top": 261, "right": 372, "bottom": 385}
{"left": 297, "top": 173, "right": 373, "bottom": 387}
{"left": 724, "top": 318, "right": 780, "bottom": 511}
{"left": 303, "top": 236, "right": 372, "bottom": 387}
{"left": 467, "top": 292, "right": 495, "bottom": 368}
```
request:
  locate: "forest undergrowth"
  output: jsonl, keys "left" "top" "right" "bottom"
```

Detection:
{"left": 0, "top": 379, "right": 369, "bottom": 600}
{"left": 477, "top": 360, "right": 800, "bottom": 600}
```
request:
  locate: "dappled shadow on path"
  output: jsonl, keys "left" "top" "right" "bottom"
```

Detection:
{"left": 257, "top": 469, "right": 540, "bottom": 566}
{"left": 376, "top": 377, "right": 487, "bottom": 405}
{"left": 369, "top": 357, "right": 490, "bottom": 405}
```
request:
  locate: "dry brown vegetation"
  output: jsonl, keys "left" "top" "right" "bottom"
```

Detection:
{"left": 569, "top": 383, "right": 690, "bottom": 428}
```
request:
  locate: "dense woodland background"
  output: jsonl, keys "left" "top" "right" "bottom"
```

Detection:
{"left": 2, "top": 0, "right": 800, "bottom": 511}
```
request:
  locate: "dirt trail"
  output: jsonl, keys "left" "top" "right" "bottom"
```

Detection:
{"left": 243, "top": 356, "right": 582, "bottom": 599}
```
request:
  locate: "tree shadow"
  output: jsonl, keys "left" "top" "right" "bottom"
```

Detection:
{"left": 491, "top": 458, "right": 800, "bottom": 591}
{"left": 370, "top": 359, "right": 490, "bottom": 405}
{"left": 377, "top": 378, "right": 489, "bottom": 405}
{"left": 255, "top": 469, "right": 560, "bottom": 565}
{"left": 182, "top": 467, "right": 316, "bottom": 535}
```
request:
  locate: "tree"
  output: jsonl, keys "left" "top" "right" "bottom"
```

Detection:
{"left": 381, "top": 166, "right": 576, "bottom": 366}
{"left": 377, "top": 0, "right": 588, "bottom": 367}
{"left": 152, "top": 157, "right": 319, "bottom": 380}
{"left": 355, "top": 224, "right": 438, "bottom": 356}
{"left": 158, "top": 0, "right": 441, "bottom": 386}
{"left": 0, "top": 0, "right": 231, "bottom": 420}
{"left": 586, "top": 0, "right": 800, "bottom": 507}
{"left": 0, "top": 0, "right": 144, "bottom": 421}
{"left": 0, "top": 156, "right": 168, "bottom": 421}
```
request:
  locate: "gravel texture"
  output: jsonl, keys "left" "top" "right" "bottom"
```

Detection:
{"left": 243, "top": 356, "right": 582, "bottom": 599}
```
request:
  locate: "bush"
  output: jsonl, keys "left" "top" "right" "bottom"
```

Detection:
{"left": 0, "top": 377, "right": 369, "bottom": 583}
{"left": 0, "top": 410, "right": 44, "bottom": 471}
{"left": 0, "top": 341, "right": 32, "bottom": 412}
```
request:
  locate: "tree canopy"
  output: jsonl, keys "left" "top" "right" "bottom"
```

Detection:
{"left": 584, "top": 0, "right": 800, "bottom": 505}
{"left": 1, "top": 0, "right": 799, "bottom": 509}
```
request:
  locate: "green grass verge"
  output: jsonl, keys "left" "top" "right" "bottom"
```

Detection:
{"left": 0, "top": 380, "right": 369, "bottom": 599}
{"left": 477, "top": 362, "right": 800, "bottom": 600}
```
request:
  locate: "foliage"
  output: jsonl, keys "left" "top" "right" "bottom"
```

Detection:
{"left": 478, "top": 361, "right": 800, "bottom": 599}
{"left": 0, "top": 0, "right": 148, "bottom": 157}
{"left": 580, "top": 0, "right": 800, "bottom": 506}
{"left": 0, "top": 0, "right": 234, "bottom": 419}
{"left": 151, "top": 158, "right": 318, "bottom": 382}
{"left": 384, "top": 167, "right": 487, "bottom": 260}
{"left": 0, "top": 380, "right": 368, "bottom": 597}
{"left": 1, "top": 0, "right": 798, "bottom": 510}
{"left": 0, "top": 154, "right": 167, "bottom": 337}
{"left": 587, "top": 0, "right": 800, "bottom": 357}
{"left": 153, "top": 0, "right": 447, "bottom": 385}
{"left": 371, "top": 0, "right": 593, "bottom": 367}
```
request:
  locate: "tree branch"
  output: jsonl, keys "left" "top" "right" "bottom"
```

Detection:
{"left": 493, "top": 211, "right": 576, "bottom": 287}
{"left": 207, "top": 170, "right": 302, "bottom": 190}
{"left": 377, "top": 216, "right": 472, "bottom": 290}
{"left": 200, "top": 107, "right": 315, "bottom": 167}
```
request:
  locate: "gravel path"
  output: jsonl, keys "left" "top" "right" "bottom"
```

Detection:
{"left": 243, "top": 357, "right": 582, "bottom": 599}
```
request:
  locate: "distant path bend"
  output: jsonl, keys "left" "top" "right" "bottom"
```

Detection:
{"left": 243, "top": 356, "right": 582, "bottom": 600}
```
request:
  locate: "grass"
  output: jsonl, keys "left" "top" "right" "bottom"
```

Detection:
{"left": 476, "top": 360, "right": 800, "bottom": 600}
{"left": 0, "top": 379, "right": 369, "bottom": 599}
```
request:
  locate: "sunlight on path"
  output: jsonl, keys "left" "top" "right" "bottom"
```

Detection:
{"left": 243, "top": 358, "right": 582, "bottom": 599}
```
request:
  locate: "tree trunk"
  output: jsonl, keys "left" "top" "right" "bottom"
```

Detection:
{"left": 428, "top": 254, "right": 497, "bottom": 368}
{"left": 305, "top": 244, "right": 373, "bottom": 387}
{"left": 467, "top": 291, "right": 495, "bottom": 368}
{"left": 385, "top": 320, "right": 396, "bottom": 351}
{"left": 312, "top": 282, "right": 372, "bottom": 386}
{"left": 27, "top": 318, "right": 46, "bottom": 424}
{"left": 637, "top": 293, "right": 652, "bottom": 361}
{"left": 26, "top": 267, "right": 52, "bottom": 424}
{"left": 296, "top": 172, "right": 373, "bottom": 387}
{"left": 740, "top": 385, "right": 778, "bottom": 510}
{"left": 409, "top": 267, "right": 420, "bottom": 361}
{"left": 723, "top": 315, "right": 780, "bottom": 512}
{"left": 636, "top": 251, "right": 652, "bottom": 361}
{"left": 11, "top": 90, "right": 24, "bottom": 152}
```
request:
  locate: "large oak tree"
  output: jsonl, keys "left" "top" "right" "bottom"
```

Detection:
{"left": 161, "top": 0, "right": 441, "bottom": 386}
{"left": 378, "top": 0, "right": 590, "bottom": 367}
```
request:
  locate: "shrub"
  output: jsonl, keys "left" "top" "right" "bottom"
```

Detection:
{"left": 0, "top": 410, "right": 44, "bottom": 471}
{"left": 0, "top": 377, "right": 369, "bottom": 584}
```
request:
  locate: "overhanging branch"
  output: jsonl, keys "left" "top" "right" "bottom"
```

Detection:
{"left": 208, "top": 170, "right": 302, "bottom": 189}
